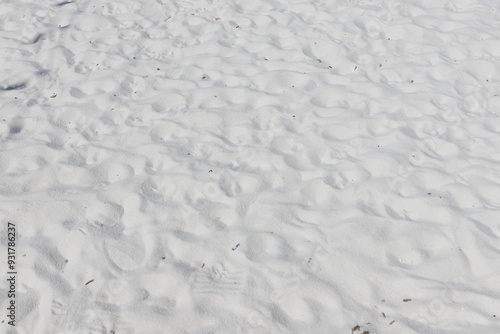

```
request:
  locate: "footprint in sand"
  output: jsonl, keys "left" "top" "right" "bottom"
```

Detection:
{"left": 191, "top": 262, "right": 247, "bottom": 296}
{"left": 104, "top": 232, "right": 150, "bottom": 272}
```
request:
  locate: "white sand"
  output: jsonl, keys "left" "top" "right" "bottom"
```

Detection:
{"left": 1, "top": 0, "right": 500, "bottom": 333}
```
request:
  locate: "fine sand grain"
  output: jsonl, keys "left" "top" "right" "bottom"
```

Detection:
{"left": 1, "top": 0, "right": 500, "bottom": 333}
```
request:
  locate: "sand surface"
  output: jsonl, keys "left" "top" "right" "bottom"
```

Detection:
{"left": 1, "top": 0, "right": 500, "bottom": 333}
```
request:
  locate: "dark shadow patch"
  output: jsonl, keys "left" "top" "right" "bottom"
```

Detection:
{"left": 56, "top": 1, "right": 75, "bottom": 6}
{"left": 173, "top": 230, "right": 198, "bottom": 242}
{"left": 70, "top": 87, "right": 86, "bottom": 98}
{"left": 32, "top": 34, "right": 43, "bottom": 44}
{"left": 0, "top": 83, "right": 26, "bottom": 91}
{"left": 9, "top": 125, "right": 22, "bottom": 135}
{"left": 36, "top": 69, "right": 50, "bottom": 77}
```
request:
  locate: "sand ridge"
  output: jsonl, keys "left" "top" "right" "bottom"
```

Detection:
{"left": 1, "top": 0, "right": 500, "bottom": 333}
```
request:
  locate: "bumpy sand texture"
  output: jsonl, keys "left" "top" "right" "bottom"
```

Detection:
{"left": 1, "top": 0, "right": 500, "bottom": 333}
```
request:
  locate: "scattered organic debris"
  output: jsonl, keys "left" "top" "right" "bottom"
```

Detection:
{"left": 375, "top": 302, "right": 398, "bottom": 326}
{"left": 50, "top": 94, "right": 57, "bottom": 98}
{"left": 403, "top": 299, "right": 412, "bottom": 302}
{"left": 85, "top": 279, "right": 94, "bottom": 286}
{"left": 352, "top": 325, "right": 369, "bottom": 333}
{"left": 232, "top": 244, "right": 240, "bottom": 251}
